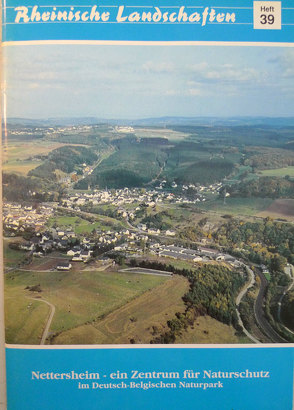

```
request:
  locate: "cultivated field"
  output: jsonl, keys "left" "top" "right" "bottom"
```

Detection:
{"left": 198, "top": 197, "right": 273, "bottom": 216}
{"left": 52, "top": 274, "right": 188, "bottom": 344}
{"left": 134, "top": 127, "right": 188, "bottom": 142}
{"left": 3, "top": 140, "right": 89, "bottom": 175}
{"left": 3, "top": 160, "right": 42, "bottom": 176}
{"left": 259, "top": 166, "right": 294, "bottom": 178}
{"left": 257, "top": 199, "right": 294, "bottom": 220}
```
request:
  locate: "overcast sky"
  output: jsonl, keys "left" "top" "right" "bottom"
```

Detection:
{"left": 3, "top": 44, "right": 294, "bottom": 119}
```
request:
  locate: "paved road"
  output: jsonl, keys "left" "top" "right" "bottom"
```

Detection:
{"left": 28, "top": 297, "right": 55, "bottom": 345}
{"left": 235, "top": 266, "right": 261, "bottom": 344}
{"left": 236, "top": 266, "right": 255, "bottom": 306}
{"left": 235, "top": 310, "right": 261, "bottom": 344}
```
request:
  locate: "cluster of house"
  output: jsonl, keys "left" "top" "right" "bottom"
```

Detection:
{"left": 20, "top": 228, "right": 77, "bottom": 255}
{"left": 8, "top": 127, "right": 46, "bottom": 137}
{"left": 114, "top": 126, "right": 134, "bottom": 133}
{"left": 136, "top": 223, "right": 175, "bottom": 237}
{"left": 186, "top": 182, "right": 224, "bottom": 196}
{"left": 8, "top": 124, "right": 98, "bottom": 139}
{"left": 62, "top": 183, "right": 221, "bottom": 214}
{"left": 18, "top": 223, "right": 153, "bottom": 268}
{"left": 3, "top": 203, "right": 55, "bottom": 234}
{"left": 63, "top": 188, "right": 177, "bottom": 209}
{"left": 44, "top": 124, "right": 95, "bottom": 137}
{"left": 155, "top": 180, "right": 224, "bottom": 199}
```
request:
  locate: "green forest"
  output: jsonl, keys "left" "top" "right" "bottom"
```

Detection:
{"left": 29, "top": 146, "right": 98, "bottom": 180}
{"left": 214, "top": 218, "right": 294, "bottom": 265}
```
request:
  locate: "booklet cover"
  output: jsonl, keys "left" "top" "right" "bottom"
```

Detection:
{"left": 1, "top": 1, "right": 294, "bottom": 409}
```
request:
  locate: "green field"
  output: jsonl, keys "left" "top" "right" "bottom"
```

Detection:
{"left": 5, "top": 290, "right": 50, "bottom": 344}
{"left": 197, "top": 197, "right": 273, "bottom": 216}
{"left": 259, "top": 166, "right": 294, "bottom": 178}
{"left": 134, "top": 127, "right": 188, "bottom": 142}
{"left": 176, "top": 315, "right": 249, "bottom": 344}
{"left": 3, "top": 239, "right": 27, "bottom": 267}
{"left": 3, "top": 140, "right": 73, "bottom": 175}
{"left": 5, "top": 269, "right": 167, "bottom": 344}
{"left": 47, "top": 214, "right": 123, "bottom": 233}
{"left": 53, "top": 275, "right": 188, "bottom": 344}
{"left": 3, "top": 159, "right": 41, "bottom": 176}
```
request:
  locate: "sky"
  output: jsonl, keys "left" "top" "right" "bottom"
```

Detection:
{"left": 3, "top": 44, "right": 294, "bottom": 119}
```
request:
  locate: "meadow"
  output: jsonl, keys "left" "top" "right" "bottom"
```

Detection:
{"left": 134, "top": 127, "right": 188, "bottom": 142}
{"left": 4, "top": 269, "right": 168, "bottom": 344}
{"left": 197, "top": 197, "right": 273, "bottom": 216}
{"left": 52, "top": 275, "right": 188, "bottom": 344}
{"left": 3, "top": 238, "right": 26, "bottom": 268}
{"left": 176, "top": 315, "right": 248, "bottom": 344}
{"left": 259, "top": 166, "right": 294, "bottom": 178}
{"left": 47, "top": 214, "right": 124, "bottom": 233}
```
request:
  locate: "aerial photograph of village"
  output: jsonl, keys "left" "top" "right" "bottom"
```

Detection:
{"left": 3, "top": 45, "right": 294, "bottom": 345}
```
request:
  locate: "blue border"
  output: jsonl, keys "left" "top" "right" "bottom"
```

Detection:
{"left": 2, "top": 1, "right": 294, "bottom": 43}
{"left": 5, "top": 346, "right": 294, "bottom": 410}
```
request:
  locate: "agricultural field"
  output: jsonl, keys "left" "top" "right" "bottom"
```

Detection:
{"left": 133, "top": 127, "right": 188, "bottom": 142}
{"left": 3, "top": 160, "right": 42, "bottom": 176}
{"left": 4, "top": 269, "right": 168, "bottom": 344}
{"left": 2, "top": 141, "right": 74, "bottom": 175}
{"left": 197, "top": 197, "right": 274, "bottom": 216}
{"left": 257, "top": 199, "right": 294, "bottom": 220}
{"left": 259, "top": 166, "right": 294, "bottom": 178}
{"left": 52, "top": 274, "right": 188, "bottom": 344}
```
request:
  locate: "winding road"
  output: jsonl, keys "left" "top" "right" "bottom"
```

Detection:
{"left": 235, "top": 265, "right": 289, "bottom": 343}
{"left": 235, "top": 266, "right": 261, "bottom": 344}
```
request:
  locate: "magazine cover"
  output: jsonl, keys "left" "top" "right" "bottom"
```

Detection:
{"left": 1, "top": 0, "right": 294, "bottom": 409}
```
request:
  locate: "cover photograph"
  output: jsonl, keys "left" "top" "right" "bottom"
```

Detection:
{"left": 1, "top": 1, "right": 294, "bottom": 409}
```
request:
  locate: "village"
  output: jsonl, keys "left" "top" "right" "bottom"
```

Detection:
{"left": 62, "top": 181, "right": 224, "bottom": 210}
{"left": 3, "top": 189, "right": 242, "bottom": 274}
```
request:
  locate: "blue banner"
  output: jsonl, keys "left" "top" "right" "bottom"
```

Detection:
{"left": 2, "top": 0, "right": 294, "bottom": 43}
{"left": 5, "top": 346, "right": 294, "bottom": 410}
